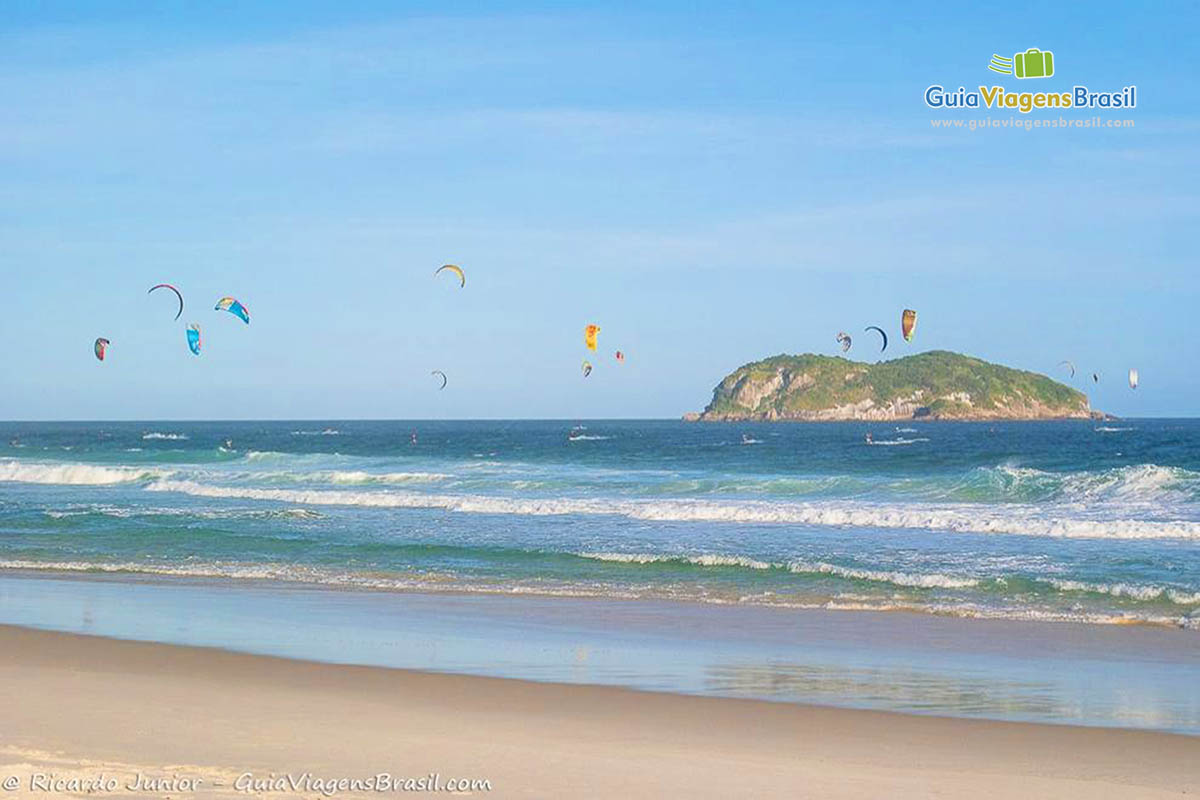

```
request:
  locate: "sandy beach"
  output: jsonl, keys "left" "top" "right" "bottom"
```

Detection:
{"left": 0, "top": 624, "right": 1195, "bottom": 799}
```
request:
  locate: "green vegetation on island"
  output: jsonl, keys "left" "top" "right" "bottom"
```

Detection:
{"left": 689, "top": 350, "right": 1092, "bottom": 422}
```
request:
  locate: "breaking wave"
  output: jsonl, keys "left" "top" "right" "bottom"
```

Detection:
{"left": 246, "top": 469, "right": 452, "bottom": 485}
{"left": 0, "top": 460, "right": 170, "bottom": 485}
{"left": 141, "top": 479, "right": 1200, "bottom": 540}
{"left": 576, "top": 552, "right": 980, "bottom": 589}
{"left": 946, "top": 463, "right": 1200, "bottom": 504}
{"left": 1047, "top": 579, "right": 1200, "bottom": 606}
{"left": 578, "top": 552, "right": 775, "bottom": 570}
{"left": 42, "top": 505, "right": 323, "bottom": 521}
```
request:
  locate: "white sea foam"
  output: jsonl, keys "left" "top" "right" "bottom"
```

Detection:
{"left": 575, "top": 552, "right": 979, "bottom": 589}
{"left": 577, "top": 552, "right": 774, "bottom": 570}
{"left": 1047, "top": 579, "right": 1200, "bottom": 606}
{"left": 0, "top": 559, "right": 392, "bottom": 585}
{"left": 42, "top": 508, "right": 100, "bottom": 518}
{"left": 291, "top": 429, "right": 341, "bottom": 436}
{"left": 244, "top": 450, "right": 289, "bottom": 461}
{"left": 0, "top": 461, "right": 170, "bottom": 485}
{"left": 0, "top": 558, "right": 1192, "bottom": 629}
{"left": 914, "top": 602, "right": 1198, "bottom": 630}
{"left": 42, "top": 505, "right": 323, "bottom": 521}
{"left": 242, "top": 469, "right": 452, "bottom": 485}
{"left": 141, "top": 479, "right": 1200, "bottom": 540}
{"left": 787, "top": 560, "right": 979, "bottom": 589}
{"left": 141, "top": 432, "right": 189, "bottom": 440}
{"left": 321, "top": 470, "right": 450, "bottom": 485}
{"left": 242, "top": 450, "right": 350, "bottom": 465}
{"left": 145, "top": 480, "right": 613, "bottom": 515}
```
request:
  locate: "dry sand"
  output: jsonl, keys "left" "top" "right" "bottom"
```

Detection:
{"left": 0, "top": 624, "right": 1195, "bottom": 799}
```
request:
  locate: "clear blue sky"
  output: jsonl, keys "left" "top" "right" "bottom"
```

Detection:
{"left": 2, "top": 1, "right": 1196, "bottom": 419}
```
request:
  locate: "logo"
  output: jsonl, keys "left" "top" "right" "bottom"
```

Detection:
{"left": 989, "top": 48, "right": 1055, "bottom": 79}
{"left": 924, "top": 47, "right": 1136, "bottom": 115}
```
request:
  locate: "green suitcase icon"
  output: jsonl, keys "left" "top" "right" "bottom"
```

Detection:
{"left": 1014, "top": 48, "right": 1054, "bottom": 78}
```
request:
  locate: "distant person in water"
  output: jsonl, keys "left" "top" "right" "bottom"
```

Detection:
{"left": 410, "top": 430, "right": 418, "bottom": 445}
{"left": 865, "top": 432, "right": 873, "bottom": 444}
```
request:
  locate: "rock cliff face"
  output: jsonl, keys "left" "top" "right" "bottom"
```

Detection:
{"left": 691, "top": 351, "right": 1092, "bottom": 421}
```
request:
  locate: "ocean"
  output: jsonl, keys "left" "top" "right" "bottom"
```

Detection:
{"left": 2, "top": 419, "right": 1198, "bottom": 627}
{"left": 1, "top": 419, "right": 1198, "bottom": 731}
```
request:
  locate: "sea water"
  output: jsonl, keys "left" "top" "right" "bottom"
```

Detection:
{"left": 1, "top": 420, "right": 1198, "bottom": 730}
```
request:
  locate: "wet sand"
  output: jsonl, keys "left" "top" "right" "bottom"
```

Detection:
{"left": 3, "top": 573, "right": 1198, "bottom": 734}
{"left": 0, "top": 624, "right": 1196, "bottom": 799}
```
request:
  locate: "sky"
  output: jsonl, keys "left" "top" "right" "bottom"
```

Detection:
{"left": 1, "top": 1, "right": 1197, "bottom": 419}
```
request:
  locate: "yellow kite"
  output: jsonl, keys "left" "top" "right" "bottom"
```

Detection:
{"left": 901, "top": 309, "right": 917, "bottom": 342}
{"left": 584, "top": 324, "right": 600, "bottom": 352}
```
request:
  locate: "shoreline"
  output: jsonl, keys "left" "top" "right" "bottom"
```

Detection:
{"left": 2, "top": 564, "right": 1194, "bottom": 630}
{"left": 1, "top": 571, "right": 1197, "bottom": 736}
{"left": 1, "top": 623, "right": 1197, "bottom": 799}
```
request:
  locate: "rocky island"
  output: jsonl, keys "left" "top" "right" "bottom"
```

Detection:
{"left": 687, "top": 350, "right": 1094, "bottom": 422}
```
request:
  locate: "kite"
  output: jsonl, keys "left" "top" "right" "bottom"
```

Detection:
{"left": 615, "top": 350, "right": 625, "bottom": 363}
{"left": 186, "top": 323, "right": 202, "bottom": 356}
{"left": 1128, "top": 369, "right": 1139, "bottom": 390}
{"left": 431, "top": 370, "right": 448, "bottom": 390}
{"left": 864, "top": 326, "right": 888, "bottom": 352}
{"left": 148, "top": 284, "right": 184, "bottom": 320}
{"left": 584, "top": 324, "right": 600, "bottom": 352}
{"left": 901, "top": 309, "right": 917, "bottom": 342}
{"left": 214, "top": 296, "right": 250, "bottom": 324}
{"left": 435, "top": 264, "right": 465, "bottom": 288}
{"left": 1058, "top": 360, "right": 1076, "bottom": 379}
{"left": 582, "top": 360, "right": 593, "bottom": 377}
{"left": 836, "top": 332, "right": 852, "bottom": 353}
{"left": 1092, "top": 373, "right": 1100, "bottom": 383}
{"left": 94, "top": 338, "right": 110, "bottom": 361}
